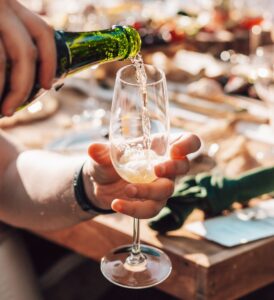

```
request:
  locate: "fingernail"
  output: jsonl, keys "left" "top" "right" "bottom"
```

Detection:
{"left": 125, "top": 185, "right": 137, "bottom": 197}
{"left": 5, "top": 107, "right": 14, "bottom": 117}
{"left": 112, "top": 200, "right": 122, "bottom": 212}
{"left": 89, "top": 144, "right": 107, "bottom": 159}
{"left": 172, "top": 147, "right": 186, "bottom": 160}
{"left": 97, "top": 146, "right": 108, "bottom": 157}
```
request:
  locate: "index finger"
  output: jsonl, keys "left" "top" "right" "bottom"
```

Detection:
{"left": 111, "top": 198, "right": 167, "bottom": 219}
{"left": 124, "top": 178, "right": 174, "bottom": 201}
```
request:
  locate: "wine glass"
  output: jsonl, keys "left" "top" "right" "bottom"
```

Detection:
{"left": 101, "top": 64, "right": 172, "bottom": 288}
{"left": 252, "top": 45, "right": 274, "bottom": 159}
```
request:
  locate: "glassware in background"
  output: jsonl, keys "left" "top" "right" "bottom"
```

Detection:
{"left": 251, "top": 45, "right": 274, "bottom": 159}
{"left": 101, "top": 64, "right": 171, "bottom": 288}
{"left": 45, "top": 3, "right": 118, "bottom": 142}
{"left": 18, "top": 0, "right": 45, "bottom": 14}
{"left": 229, "top": 0, "right": 273, "bottom": 53}
{"left": 45, "top": 0, "right": 110, "bottom": 30}
{"left": 69, "top": 67, "right": 109, "bottom": 132}
{"left": 65, "top": 4, "right": 109, "bottom": 31}
{"left": 229, "top": 0, "right": 266, "bottom": 26}
{"left": 53, "top": 0, "right": 111, "bottom": 133}
{"left": 43, "top": 0, "right": 80, "bottom": 28}
{"left": 140, "top": 0, "right": 180, "bottom": 21}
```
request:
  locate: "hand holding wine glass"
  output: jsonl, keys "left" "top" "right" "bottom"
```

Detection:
{"left": 87, "top": 62, "right": 201, "bottom": 288}
{"left": 86, "top": 134, "right": 200, "bottom": 289}
{"left": 85, "top": 133, "right": 200, "bottom": 218}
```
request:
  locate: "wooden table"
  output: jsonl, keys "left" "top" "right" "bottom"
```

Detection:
{"left": 37, "top": 211, "right": 274, "bottom": 300}
{"left": 3, "top": 90, "right": 274, "bottom": 300}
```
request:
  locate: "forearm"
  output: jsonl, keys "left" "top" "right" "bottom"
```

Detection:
{"left": 0, "top": 150, "right": 93, "bottom": 231}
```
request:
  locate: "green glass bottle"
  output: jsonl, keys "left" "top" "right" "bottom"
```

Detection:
{"left": 1, "top": 25, "right": 141, "bottom": 113}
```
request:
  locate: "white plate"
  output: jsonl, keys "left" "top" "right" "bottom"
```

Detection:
{"left": 46, "top": 128, "right": 108, "bottom": 153}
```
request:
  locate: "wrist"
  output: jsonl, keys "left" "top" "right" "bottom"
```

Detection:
{"left": 74, "top": 162, "right": 114, "bottom": 215}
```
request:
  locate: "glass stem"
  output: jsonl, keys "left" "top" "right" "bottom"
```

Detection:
{"left": 132, "top": 218, "right": 141, "bottom": 255}
{"left": 126, "top": 218, "right": 146, "bottom": 266}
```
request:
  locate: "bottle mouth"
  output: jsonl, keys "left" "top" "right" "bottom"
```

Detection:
{"left": 113, "top": 25, "right": 141, "bottom": 59}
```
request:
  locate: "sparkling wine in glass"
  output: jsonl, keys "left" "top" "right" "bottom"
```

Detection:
{"left": 100, "top": 60, "right": 172, "bottom": 288}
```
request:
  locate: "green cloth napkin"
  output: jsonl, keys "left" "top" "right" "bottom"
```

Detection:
{"left": 149, "top": 166, "right": 274, "bottom": 233}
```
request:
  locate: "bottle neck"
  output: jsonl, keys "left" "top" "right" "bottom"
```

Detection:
{"left": 58, "top": 26, "right": 141, "bottom": 75}
{"left": 55, "top": 31, "right": 71, "bottom": 77}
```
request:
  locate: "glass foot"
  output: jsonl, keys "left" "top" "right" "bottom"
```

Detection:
{"left": 101, "top": 244, "right": 172, "bottom": 289}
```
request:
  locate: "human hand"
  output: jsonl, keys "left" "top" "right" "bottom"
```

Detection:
{"left": 83, "top": 133, "right": 201, "bottom": 219}
{"left": 0, "top": 0, "right": 56, "bottom": 116}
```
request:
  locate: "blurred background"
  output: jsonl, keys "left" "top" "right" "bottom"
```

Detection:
{"left": 2, "top": 1, "right": 274, "bottom": 299}
{"left": 9, "top": 0, "right": 274, "bottom": 171}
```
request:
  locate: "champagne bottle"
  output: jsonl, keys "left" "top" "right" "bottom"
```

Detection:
{"left": 1, "top": 25, "right": 141, "bottom": 113}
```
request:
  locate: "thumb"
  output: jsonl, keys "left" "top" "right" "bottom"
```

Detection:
{"left": 88, "top": 143, "right": 112, "bottom": 166}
